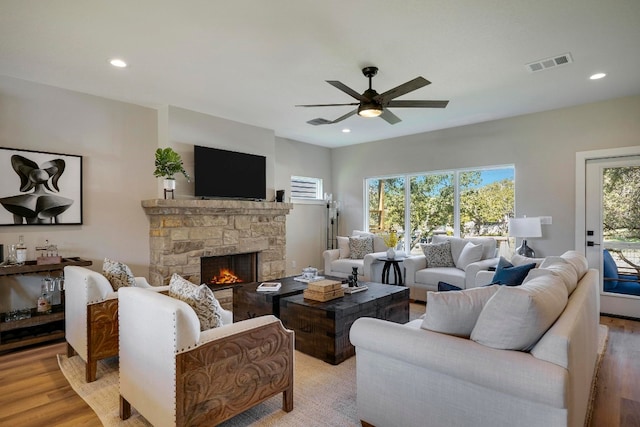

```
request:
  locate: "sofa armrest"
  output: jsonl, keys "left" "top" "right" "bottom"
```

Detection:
{"left": 464, "top": 257, "right": 499, "bottom": 288}
{"left": 403, "top": 255, "right": 427, "bottom": 286}
{"left": 475, "top": 270, "right": 495, "bottom": 287}
{"left": 350, "top": 318, "right": 567, "bottom": 408}
{"left": 323, "top": 249, "right": 340, "bottom": 275}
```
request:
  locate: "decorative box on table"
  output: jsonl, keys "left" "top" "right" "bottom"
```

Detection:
{"left": 303, "top": 279, "right": 344, "bottom": 302}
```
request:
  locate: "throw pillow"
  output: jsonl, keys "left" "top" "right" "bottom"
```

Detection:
{"left": 539, "top": 257, "right": 579, "bottom": 294}
{"left": 455, "top": 242, "right": 484, "bottom": 270}
{"left": 349, "top": 235, "right": 374, "bottom": 259}
{"left": 168, "top": 273, "right": 223, "bottom": 331}
{"left": 421, "top": 240, "right": 455, "bottom": 268}
{"left": 337, "top": 236, "right": 350, "bottom": 259}
{"left": 511, "top": 254, "right": 544, "bottom": 267}
{"left": 353, "top": 230, "right": 387, "bottom": 253}
{"left": 470, "top": 274, "right": 568, "bottom": 351}
{"left": 102, "top": 258, "right": 136, "bottom": 290}
{"left": 437, "top": 281, "right": 462, "bottom": 292}
{"left": 421, "top": 285, "right": 501, "bottom": 338}
{"left": 491, "top": 257, "right": 536, "bottom": 286}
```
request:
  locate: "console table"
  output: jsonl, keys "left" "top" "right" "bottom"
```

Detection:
{"left": 0, "top": 257, "right": 92, "bottom": 352}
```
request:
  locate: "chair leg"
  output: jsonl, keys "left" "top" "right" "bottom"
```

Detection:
{"left": 66, "top": 342, "right": 77, "bottom": 357}
{"left": 120, "top": 395, "right": 131, "bottom": 420}
{"left": 283, "top": 385, "right": 294, "bottom": 412}
{"left": 86, "top": 359, "right": 97, "bottom": 383}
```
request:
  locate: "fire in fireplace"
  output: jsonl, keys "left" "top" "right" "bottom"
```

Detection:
{"left": 201, "top": 252, "right": 258, "bottom": 286}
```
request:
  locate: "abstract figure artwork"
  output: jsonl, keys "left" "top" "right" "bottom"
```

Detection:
{"left": 0, "top": 148, "right": 82, "bottom": 225}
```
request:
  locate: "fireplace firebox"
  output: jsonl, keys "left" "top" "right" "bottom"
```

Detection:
{"left": 201, "top": 252, "right": 258, "bottom": 287}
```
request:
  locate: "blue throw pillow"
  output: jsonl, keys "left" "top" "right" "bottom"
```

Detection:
{"left": 491, "top": 257, "right": 536, "bottom": 286}
{"left": 437, "top": 281, "right": 462, "bottom": 292}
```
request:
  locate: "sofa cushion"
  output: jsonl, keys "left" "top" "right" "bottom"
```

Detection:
{"left": 330, "top": 258, "right": 364, "bottom": 276}
{"left": 560, "top": 250, "right": 589, "bottom": 280}
{"left": 539, "top": 257, "right": 579, "bottom": 294}
{"left": 421, "top": 240, "right": 455, "bottom": 268}
{"left": 455, "top": 242, "right": 484, "bottom": 270}
{"left": 102, "top": 258, "right": 136, "bottom": 290}
{"left": 337, "top": 236, "right": 350, "bottom": 259}
{"left": 491, "top": 257, "right": 536, "bottom": 286}
{"left": 422, "top": 285, "right": 501, "bottom": 338}
{"left": 470, "top": 274, "right": 568, "bottom": 351}
{"left": 416, "top": 267, "right": 466, "bottom": 289}
{"left": 168, "top": 273, "right": 223, "bottom": 331}
{"left": 349, "top": 235, "right": 374, "bottom": 259}
{"left": 511, "top": 254, "right": 544, "bottom": 267}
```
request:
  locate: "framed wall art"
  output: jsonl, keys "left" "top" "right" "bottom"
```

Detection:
{"left": 0, "top": 147, "right": 83, "bottom": 225}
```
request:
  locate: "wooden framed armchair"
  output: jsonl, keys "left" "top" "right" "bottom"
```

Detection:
{"left": 118, "top": 287, "right": 294, "bottom": 427}
{"left": 64, "top": 265, "right": 169, "bottom": 382}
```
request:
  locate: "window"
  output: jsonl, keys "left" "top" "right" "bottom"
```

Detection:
{"left": 291, "top": 176, "right": 323, "bottom": 200}
{"left": 366, "top": 166, "right": 514, "bottom": 254}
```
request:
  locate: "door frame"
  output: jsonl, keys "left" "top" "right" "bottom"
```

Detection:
{"left": 575, "top": 145, "right": 640, "bottom": 250}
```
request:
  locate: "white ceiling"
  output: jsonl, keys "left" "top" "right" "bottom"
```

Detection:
{"left": 1, "top": 1, "right": 639, "bottom": 148}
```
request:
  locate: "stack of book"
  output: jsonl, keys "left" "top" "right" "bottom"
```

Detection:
{"left": 303, "top": 279, "right": 344, "bottom": 302}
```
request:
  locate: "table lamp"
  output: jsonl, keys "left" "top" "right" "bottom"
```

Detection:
{"left": 508, "top": 217, "right": 542, "bottom": 257}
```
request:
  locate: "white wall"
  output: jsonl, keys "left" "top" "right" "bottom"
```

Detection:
{"left": 275, "top": 137, "right": 332, "bottom": 276}
{"left": 332, "top": 95, "right": 640, "bottom": 257}
{"left": 0, "top": 76, "right": 158, "bottom": 276}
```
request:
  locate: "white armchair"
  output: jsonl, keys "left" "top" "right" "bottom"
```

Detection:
{"left": 323, "top": 231, "right": 390, "bottom": 281}
{"left": 64, "top": 265, "right": 168, "bottom": 382}
{"left": 118, "top": 287, "right": 294, "bottom": 427}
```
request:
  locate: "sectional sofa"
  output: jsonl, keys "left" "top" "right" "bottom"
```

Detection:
{"left": 350, "top": 251, "right": 598, "bottom": 427}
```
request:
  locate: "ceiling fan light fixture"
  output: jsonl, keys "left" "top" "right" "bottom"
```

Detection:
{"left": 357, "top": 103, "right": 383, "bottom": 118}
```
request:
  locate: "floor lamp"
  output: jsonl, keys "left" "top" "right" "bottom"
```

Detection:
{"left": 508, "top": 217, "right": 542, "bottom": 257}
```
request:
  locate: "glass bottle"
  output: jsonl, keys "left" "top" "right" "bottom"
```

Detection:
{"left": 37, "top": 279, "right": 52, "bottom": 314}
{"left": 16, "top": 235, "right": 27, "bottom": 265}
{"left": 6, "top": 244, "right": 18, "bottom": 265}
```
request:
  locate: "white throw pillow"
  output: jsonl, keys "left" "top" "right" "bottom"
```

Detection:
{"left": 421, "top": 285, "right": 501, "bottom": 338}
{"left": 337, "top": 236, "right": 350, "bottom": 259}
{"left": 168, "top": 273, "right": 223, "bottom": 331}
{"left": 511, "top": 254, "right": 544, "bottom": 267}
{"left": 455, "top": 242, "right": 484, "bottom": 270}
{"left": 560, "top": 250, "right": 589, "bottom": 280}
{"left": 539, "top": 258, "right": 579, "bottom": 294}
{"left": 470, "top": 274, "right": 568, "bottom": 351}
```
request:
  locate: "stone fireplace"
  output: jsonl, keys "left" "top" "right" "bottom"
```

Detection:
{"left": 141, "top": 199, "right": 293, "bottom": 287}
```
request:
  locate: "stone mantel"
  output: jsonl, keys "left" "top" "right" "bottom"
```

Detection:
{"left": 141, "top": 198, "right": 293, "bottom": 216}
{"left": 141, "top": 199, "right": 293, "bottom": 286}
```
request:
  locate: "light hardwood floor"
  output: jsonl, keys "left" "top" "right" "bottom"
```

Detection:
{"left": 0, "top": 315, "right": 638, "bottom": 427}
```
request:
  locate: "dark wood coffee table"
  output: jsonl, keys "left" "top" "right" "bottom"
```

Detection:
{"left": 279, "top": 282, "right": 409, "bottom": 364}
{"left": 232, "top": 275, "right": 345, "bottom": 322}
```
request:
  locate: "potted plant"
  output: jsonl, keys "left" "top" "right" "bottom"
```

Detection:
{"left": 153, "top": 147, "right": 191, "bottom": 191}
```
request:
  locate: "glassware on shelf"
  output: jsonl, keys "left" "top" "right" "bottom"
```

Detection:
{"left": 16, "top": 235, "right": 27, "bottom": 265}
{"left": 37, "top": 278, "right": 52, "bottom": 314}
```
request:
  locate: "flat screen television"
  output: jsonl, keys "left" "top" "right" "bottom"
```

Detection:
{"left": 194, "top": 145, "right": 266, "bottom": 200}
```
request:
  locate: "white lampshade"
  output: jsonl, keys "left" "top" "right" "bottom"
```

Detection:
{"left": 508, "top": 217, "right": 542, "bottom": 238}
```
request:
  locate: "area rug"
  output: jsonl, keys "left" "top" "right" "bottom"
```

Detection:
{"left": 58, "top": 351, "right": 359, "bottom": 427}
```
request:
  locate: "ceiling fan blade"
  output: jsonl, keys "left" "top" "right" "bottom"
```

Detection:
{"left": 307, "top": 109, "right": 357, "bottom": 126}
{"left": 326, "top": 80, "right": 369, "bottom": 102}
{"left": 296, "top": 102, "right": 359, "bottom": 107}
{"left": 386, "top": 100, "right": 449, "bottom": 108}
{"left": 379, "top": 109, "right": 402, "bottom": 125}
{"left": 375, "top": 77, "right": 431, "bottom": 103}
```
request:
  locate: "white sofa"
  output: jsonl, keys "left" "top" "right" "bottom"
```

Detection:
{"left": 323, "top": 231, "right": 391, "bottom": 281}
{"left": 350, "top": 251, "right": 599, "bottom": 427}
{"left": 403, "top": 235, "right": 499, "bottom": 301}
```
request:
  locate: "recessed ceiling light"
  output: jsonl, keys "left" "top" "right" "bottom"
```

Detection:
{"left": 109, "top": 58, "right": 127, "bottom": 68}
{"left": 342, "top": 128, "right": 351, "bottom": 133}
{"left": 590, "top": 72, "right": 606, "bottom": 80}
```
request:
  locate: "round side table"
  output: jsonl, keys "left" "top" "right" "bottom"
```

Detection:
{"left": 378, "top": 257, "right": 404, "bottom": 285}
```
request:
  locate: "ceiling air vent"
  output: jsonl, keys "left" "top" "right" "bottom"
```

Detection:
{"left": 526, "top": 53, "right": 573, "bottom": 73}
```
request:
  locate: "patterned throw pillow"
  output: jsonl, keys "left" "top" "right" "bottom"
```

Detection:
{"left": 349, "top": 235, "right": 374, "bottom": 259}
{"left": 421, "top": 241, "right": 455, "bottom": 267}
{"left": 102, "top": 258, "right": 136, "bottom": 290}
{"left": 168, "top": 273, "right": 223, "bottom": 331}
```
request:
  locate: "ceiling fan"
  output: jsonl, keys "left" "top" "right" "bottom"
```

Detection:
{"left": 296, "top": 66, "right": 449, "bottom": 125}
